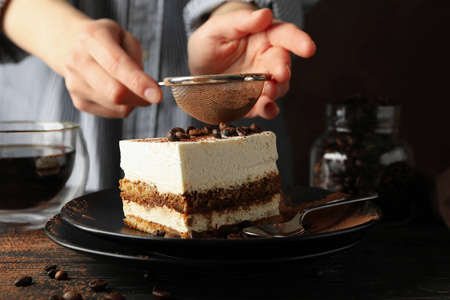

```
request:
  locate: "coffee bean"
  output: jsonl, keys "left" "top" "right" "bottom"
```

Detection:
{"left": 212, "top": 129, "right": 221, "bottom": 139}
{"left": 204, "top": 125, "right": 213, "bottom": 133}
{"left": 185, "top": 126, "right": 195, "bottom": 134}
{"left": 167, "top": 131, "right": 180, "bottom": 142}
{"left": 170, "top": 127, "right": 185, "bottom": 133}
{"left": 250, "top": 123, "right": 261, "bottom": 133}
{"left": 62, "top": 290, "right": 82, "bottom": 300}
{"left": 221, "top": 127, "right": 236, "bottom": 137}
{"left": 49, "top": 295, "right": 64, "bottom": 300}
{"left": 236, "top": 127, "right": 249, "bottom": 136}
{"left": 14, "top": 275, "right": 32, "bottom": 287}
{"left": 152, "top": 285, "right": 171, "bottom": 298}
{"left": 44, "top": 264, "right": 57, "bottom": 272}
{"left": 47, "top": 269, "right": 57, "bottom": 278}
{"left": 219, "top": 123, "right": 228, "bottom": 130}
{"left": 89, "top": 279, "right": 108, "bottom": 292}
{"left": 189, "top": 128, "right": 209, "bottom": 136}
{"left": 175, "top": 131, "right": 190, "bottom": 139}
{"left": 55, "top": 270, "right": 68, "bottom": 281}
{"left": 102, "top": 292, "right": 126, "bottom": 300}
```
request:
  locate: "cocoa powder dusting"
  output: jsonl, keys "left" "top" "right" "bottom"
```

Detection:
{"left": 0, "top": 229, "right": 106, "bottom": 299}
{"left": 279, "top": 191, "right": 380, "bottom": 234}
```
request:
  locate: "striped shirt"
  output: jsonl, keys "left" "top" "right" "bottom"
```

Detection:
{"left": 0, "top": 0, "right": 318, "bottom": 191}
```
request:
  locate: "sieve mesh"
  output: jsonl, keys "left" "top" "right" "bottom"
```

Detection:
{"left": 170, "top": 80, "right": 264, "bottom": 125}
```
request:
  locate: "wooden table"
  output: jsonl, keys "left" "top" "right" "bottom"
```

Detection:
{"left": 1, "top": 217, "right": 450, "bottom": 300}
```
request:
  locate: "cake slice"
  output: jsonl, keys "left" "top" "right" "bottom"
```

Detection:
{"left": 119, "top": 124, "right": 281, "bottom": 238}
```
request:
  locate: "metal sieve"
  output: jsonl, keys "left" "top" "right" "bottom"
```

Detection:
{"left": 158, "top": 73, "right": 271, "bottom": 125}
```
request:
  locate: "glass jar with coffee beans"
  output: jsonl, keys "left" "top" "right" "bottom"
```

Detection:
{"left": 310, "top": 95, "right": 414, "bottom": 222}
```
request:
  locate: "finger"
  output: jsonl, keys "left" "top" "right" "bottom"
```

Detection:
{"left": 266, "top": 22, "right": 316, "bottom": 58}
{"left": 261, "top": 78, "right": 289, "bottom": 101}
{"left": 85, "top": 21, "right": 162, "bottom": 103}
{"left": 207, "top": 8, "right": 274, "bottom": 40}
{"left": 121, "top": 31, "right": 144, "bottom": 70}
{"left": 65, "top": 72, "right": 136, "bottom": 118}
{"left": 262, "top": 80, "right": 278, "bottom": 100}
{"left": 71, "top": 94, "right": 134, "bottom": 119}
{"left": 245, "top": 95, "right": 280, "bottom": 120}
{"left": 258, "top": 46, "right": 292, "bottom": 83}
{"left": 65, "top": 53, "right": 150, "bottom": 107}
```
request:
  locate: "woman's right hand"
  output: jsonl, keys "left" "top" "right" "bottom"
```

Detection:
{"left": 1, "top": 0, "right": 161, "bottom": 118}
{"left": 59, "top": 19, "right": 162, "bottom": 118}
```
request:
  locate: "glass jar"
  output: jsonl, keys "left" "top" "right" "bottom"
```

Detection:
{"left": 310, "top": 102, "right": 414, "bottom": 222}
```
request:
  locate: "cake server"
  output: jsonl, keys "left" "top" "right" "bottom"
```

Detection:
{"left": 242, "top": 193, "right": 378, "bottom": 238}
{"left": 158, "top": 73, "right": 272, "bottom": 125}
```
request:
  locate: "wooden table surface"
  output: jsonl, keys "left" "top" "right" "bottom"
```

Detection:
{"left": 1, "top": 216, "right": 450, "bottom": 300}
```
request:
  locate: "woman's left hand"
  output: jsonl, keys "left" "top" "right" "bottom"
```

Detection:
{"left": 188, "top": 7, "right": 316, "bottom": 120}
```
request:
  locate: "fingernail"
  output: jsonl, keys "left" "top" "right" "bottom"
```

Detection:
{"left": 144, "top": 88, "right": 160, "bottom": 103}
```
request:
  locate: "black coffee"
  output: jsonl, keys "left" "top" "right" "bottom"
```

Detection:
{"left": 0, "top": 145, "right": 75, "bottom": 209}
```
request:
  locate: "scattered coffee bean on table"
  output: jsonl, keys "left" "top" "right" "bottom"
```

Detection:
{"left": 14, "top": 275, "right": 32, "bottom": 287}
{"left": 55, "top": 270, "right": 68, "bottom": 280}
{"left": 62, "top": 290, "right": 82, "bottom": 300}
{"left": 44, "top": 264, "right": 57, "bottom": 272}
{"left": 89, "top": 279, "right": 108, "bottom": 292}
{"left": 47, "top": 269, "right": 57, "bottom": 278}
{"left": 102, "top": 292, "right": 126, "bottom": 300}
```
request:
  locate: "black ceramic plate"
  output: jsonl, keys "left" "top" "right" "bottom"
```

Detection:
{"left": 46, "top": 214, "right": 364, "bottom": 277}
{"left": 59, "top": 187, "right": 382, "bottom": 259}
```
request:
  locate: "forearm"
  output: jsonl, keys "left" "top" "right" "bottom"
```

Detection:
{"left": 1, "top": 0, "right": 90, "bottom": 74}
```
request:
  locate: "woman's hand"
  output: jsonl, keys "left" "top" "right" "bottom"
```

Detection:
{"left": 2, "top": 0, "right": 162, "bottom": 119}
{"left": 188, "top": 6, "right": 316, "bottom": 120}
{"left": 61, "top": 19, "right": 162, "bottom": 118}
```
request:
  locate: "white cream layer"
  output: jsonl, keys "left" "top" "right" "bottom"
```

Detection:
{"left": 119, "top": 132, "right": 279, "bottom": 194}
{"left": 122, "top": 194, "right": 281, "bottom": 234}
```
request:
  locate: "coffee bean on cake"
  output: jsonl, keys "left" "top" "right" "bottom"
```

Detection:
{"left": 212, "top": 129, "right": 221, "bottom": 139}
{"left": 204, "top": 125, "right": 213, "bottom": 133}
{"left": 221, "top": 126, "right": 237, "bottom": 137}
{"left": 250, "top": 123, "right": 261, "bottom": 133}
{"left": 167, "top": 131, "right": 180, "bottom": 142}
{"left": 185, "top": 126, "right": 195, "bottom": 134}
{"left": 189, "top": 128, "right": 209, "bottom": 136}
{"left": 175, "top": 131, "right": 190, "bottom": 140}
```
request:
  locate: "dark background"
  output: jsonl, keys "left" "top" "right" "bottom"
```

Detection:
{"left": 286, "top": 0, "right": 450, "bottom": 186}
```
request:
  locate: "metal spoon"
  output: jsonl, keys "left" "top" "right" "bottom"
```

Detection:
{"left": 159, "top": 73, "right": 271, "bottom": 125}
{"left": 242, "top": 193, "right": 378, "bottom": 238}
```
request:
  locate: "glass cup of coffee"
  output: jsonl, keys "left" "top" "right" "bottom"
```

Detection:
{"left": 0, "top": 121, "right": 89, "bottom": 231}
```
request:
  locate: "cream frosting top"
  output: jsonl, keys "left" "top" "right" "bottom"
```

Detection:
{"left": 119, "top": 131, "right": 279, "bottom": 194}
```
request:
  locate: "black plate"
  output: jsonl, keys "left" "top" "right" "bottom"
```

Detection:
{"left": 59, "top": 187, "right": 382, "bottom": 259}
{"left": 46, "top": 214, "right": 365, "bottom": 277}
